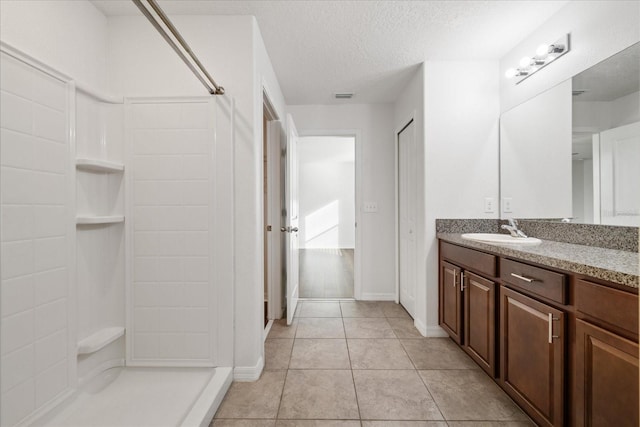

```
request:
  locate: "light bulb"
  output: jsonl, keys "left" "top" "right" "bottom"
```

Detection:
{"left": 519, "top": 57, "right": 531, "bottom": 68}
{"left": 505, "top": 68, "right": 517, "bottom": 78}
{"left": 536, "top": 44, "right": 550, "bottom": 57}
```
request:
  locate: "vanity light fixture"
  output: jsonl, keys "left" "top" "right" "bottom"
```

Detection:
{"left": 505, "top": 34, "right": 570, "bottom": 84}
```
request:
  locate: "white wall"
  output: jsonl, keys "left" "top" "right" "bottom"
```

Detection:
{"left": 500, "top": 1, "right": 640, "bottom": 112}
{"left": 423, "top": 61, "right": 500, "bottom": 333}
{"left": 392, "top": 61, "right": 500, "bottom": 335}
{"left": 288, "top": 104, "right": 396, "bottom": 300}
{"left": 298, "top": 136, "right": 355, "bottom": 249}
{"left": 0, "top": 0, "right": 108, "bottom": 90}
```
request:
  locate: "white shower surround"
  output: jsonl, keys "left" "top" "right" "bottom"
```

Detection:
{"left": 0, "top": 42, "right": 234, "bottom": 427}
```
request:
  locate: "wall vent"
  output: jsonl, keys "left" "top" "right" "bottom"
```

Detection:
{"left": 335, "top": 92, "right": 354, "bottom": 99}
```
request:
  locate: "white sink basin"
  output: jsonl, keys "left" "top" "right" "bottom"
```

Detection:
{"left": 461, "top": 233, "right": 541, "bottom": 245}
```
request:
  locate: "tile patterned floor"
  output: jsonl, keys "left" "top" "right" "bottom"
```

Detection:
{"left": 212, "top": 301, "right": 536, "bottom": 427}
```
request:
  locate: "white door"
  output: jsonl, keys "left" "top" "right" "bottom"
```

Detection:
{"left": 398, "top": 120, "right": 416, "bottom": 318}
{"left": 599, "top": 121, "right": 640, "bottom": 226}
{"left": 285, "top": 114, "right": 300, "bottom": 325}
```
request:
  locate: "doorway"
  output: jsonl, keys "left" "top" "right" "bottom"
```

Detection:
{"left": 397, "top": 119, "right": 417, "bottom": 318}
{"left": 263, "top": 91, "right": 283, "bottom": 329}
{"left": 297, "top": 136, "right": 356, "bottom": 299}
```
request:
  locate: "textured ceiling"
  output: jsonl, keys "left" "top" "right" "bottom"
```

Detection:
{"left": 91, "top": 0, "right": 569, "bottom": 104}
{"left": 573, "top": 42, "right": 640, "bottom": 102}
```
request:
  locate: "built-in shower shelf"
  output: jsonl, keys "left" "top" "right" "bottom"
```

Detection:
{"left": 77, "top": 327, "right": 125, "bottom": 355}
{"left": 76, "top": 215, "right": 125, "bottom": 225}
{"left": 76, "top": 158, "right": 124, "bottom": 173}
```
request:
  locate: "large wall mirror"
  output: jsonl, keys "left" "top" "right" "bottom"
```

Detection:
{"left": 500, "top": 42, "right": 640, "bottom": 226}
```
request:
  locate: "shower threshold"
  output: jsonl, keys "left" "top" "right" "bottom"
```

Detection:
{"left": 40, "top": 366, "right": 232, "bottom": 427}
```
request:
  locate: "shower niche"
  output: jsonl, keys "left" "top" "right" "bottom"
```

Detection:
{"left": 74, "top": 88, "right": 126, "bottom": 381}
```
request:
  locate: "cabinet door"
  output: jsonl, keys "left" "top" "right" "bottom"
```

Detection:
{"left": 500, "top": 287, "right": 564, "bottom": 427}
{"left": 439, "top": 261, "right": 462, "bottom": 344}
{"left": 464, "top": 272, "right": 495, "bottom": 376}
{"left": 575, "top": 319, "right": 639, "bottom": 427}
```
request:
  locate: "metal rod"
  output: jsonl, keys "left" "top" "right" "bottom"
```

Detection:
{"left": 131, "top": 0, "right": 225, "bottom": 95}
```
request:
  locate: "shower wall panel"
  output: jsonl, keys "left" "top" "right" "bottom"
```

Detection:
{"left": 0, "top": 51, "right": 74, "bottom": 426}
{"left": 127, "top": 98, "right": 217, "bottom": 366}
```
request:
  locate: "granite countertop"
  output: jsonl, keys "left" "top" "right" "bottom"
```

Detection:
{"left": 437, "top": 233, "right": 639, "bottom": 289}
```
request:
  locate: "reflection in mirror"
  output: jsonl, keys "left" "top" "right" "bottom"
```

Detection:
{"left": 500, "top": 80, "right": 572, "bottom": 219}
{"left": 572, "top": 42, "right": 640, "bottom": 226}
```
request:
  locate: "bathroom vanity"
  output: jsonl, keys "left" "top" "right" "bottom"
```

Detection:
{"left": 437, "top": 233, "right": 638, "bottom": 427}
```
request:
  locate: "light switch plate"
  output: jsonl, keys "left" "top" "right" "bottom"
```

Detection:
{"left": 484, "top": 197, "right": 495, "bottom": 213}
{"left": 503, "top": 197, "right": 513, "bottom": 213}
{"left": 363, "top": 202, "right": 378, "bottom": 213}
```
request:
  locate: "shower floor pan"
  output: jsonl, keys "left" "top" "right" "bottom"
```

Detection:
{"left": 40, "top": 366, "right": 232, "bottom": 427}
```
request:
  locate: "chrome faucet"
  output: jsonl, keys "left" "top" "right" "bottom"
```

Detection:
{"left": 501, "top": 218, "right": 528, "bottom": 238}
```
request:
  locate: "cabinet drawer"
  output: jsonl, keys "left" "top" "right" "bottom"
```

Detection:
{"left": 441, "top": 242, "right": 497, "bottom": 277}
{"left": 500, "top": 258, "right": 567, "bottom": 305}
{"left": 576, "top": 279, "right": 638, "bottom": 336}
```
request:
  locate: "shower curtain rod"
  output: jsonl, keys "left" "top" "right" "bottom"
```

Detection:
{"left": 132, "top": 0, "right": 225, "bottom": 95}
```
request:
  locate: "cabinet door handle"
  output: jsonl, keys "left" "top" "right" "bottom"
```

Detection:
{"left": 548, "top": 313, "right": 560, "bottom": 344}
{"left": 511, "top": 273, "right": 536, "bottom": 283}
{"left": 460, "top": 271, "right": 465, "bottom": 292}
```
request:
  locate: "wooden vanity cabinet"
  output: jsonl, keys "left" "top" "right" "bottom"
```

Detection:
{"left": 439, "top": 242, "right": 498, "bottom": 376}
{"left": 574, "top": 319, "right": 638, "bottom": 427}
{"left": 500, "top": 286, "right": 565, "bottom": 427}
{"left": 464, "top": 271, "right": 496, "bottom": 375}
{"left": 438, "top": 239, "right": 639, "bottom": 427}
{"left": 574, "top": 279, "right": 639, "bottom": 427}
{"left": 439, "top": 261, "right": 463, "bottom": 344}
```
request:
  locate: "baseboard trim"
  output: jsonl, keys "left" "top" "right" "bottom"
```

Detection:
{"left": 359, "top": 292, "right": 396, "bottom": 301}
{"left": 233, "top": 356, "right": 264, "bottom": 382}
{"left": 415, "top": 320, "right": 448, "bottom": 337}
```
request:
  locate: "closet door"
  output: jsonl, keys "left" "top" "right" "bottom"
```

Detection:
{"left": 398, "top": 119, "right": 417, "bottom": 318}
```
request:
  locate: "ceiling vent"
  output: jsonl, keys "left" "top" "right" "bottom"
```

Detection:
{"left": 334, "top": 92, "right": 354, "bottom": 99}
{"left": 572, "top": 90, "right": 588, "bottom": 96}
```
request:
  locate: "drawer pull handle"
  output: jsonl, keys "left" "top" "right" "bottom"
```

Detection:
{"left": 548, "top": 313, "right": 560, "bottom": 344}
{"left": 511, "top": 273, "right": 536, "bottom": 283}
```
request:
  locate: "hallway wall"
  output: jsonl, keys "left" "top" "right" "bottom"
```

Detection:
{"left": 288, "top": 104, "right": 396, "bottom": 300}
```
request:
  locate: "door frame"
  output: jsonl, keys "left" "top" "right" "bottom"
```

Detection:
{"left": 395, "top": 112, "right": 416, "bottom": 305}
{"left": 262, "top": 86, "right": 282, "bottom": 321}
{"left": 296, "top": 129, "right": 363, "bottom": 300}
